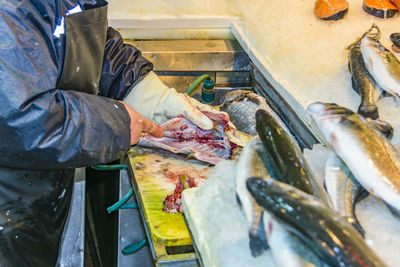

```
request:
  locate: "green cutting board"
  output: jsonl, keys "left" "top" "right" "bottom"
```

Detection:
{"left": 127, "top": 146, "right": 212, "bottom": 247}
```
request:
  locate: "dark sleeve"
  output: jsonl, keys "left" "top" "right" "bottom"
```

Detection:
{"left": 0, "top": 4, "right": 131, "bottom": 170}
{"left": 98, "top": 27, "right": 154, "bottom": 100}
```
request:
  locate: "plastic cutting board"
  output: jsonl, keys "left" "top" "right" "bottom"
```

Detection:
{"left": 127, "top": 146, "right": 212, "bottom": 247}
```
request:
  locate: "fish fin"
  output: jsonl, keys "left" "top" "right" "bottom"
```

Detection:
{"left": 358, "top": 104, "right": 379, "bottom": 120}
{"left": 345, "top": 217, "right": 366, "bottom": 238}
{"left": 355, "top": 188, "right": 369, "bottom": 203}
{"left": 385, "top": 203, "right": 400, "bottom": 219}
{"left": 366, "top": 118, "right": 393, "bottom": 139}
{"left": 249, "top": 210, "right": 269, "bottom": 257}
{"left": 236, "top": 193, "right": 243, "bottom": 210}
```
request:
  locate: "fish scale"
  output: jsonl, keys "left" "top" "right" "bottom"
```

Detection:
{"left": 308, "top": 102, "right": 400, "bottom": 215}
{"left": 247, "top": 177, "right": 387, "bottom": 267}
{"left": 361, "top": 24, "right": 400, "bottom": 97}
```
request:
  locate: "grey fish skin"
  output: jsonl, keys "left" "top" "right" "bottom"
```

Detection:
{"left": 348, "top": 41, "right": 381, "bottom": 119}
{"left": 255, "top": 109, "right": 332, "bottom": 207}
{"left": 307, "top": 102, "right": 400, "bottom": 213}
{"left": 361, "top": 24, "right": 400, "bottom": 96}
{"left": 235, "top": 136, "right": 270, "bottom": 257}
{"left": 390, "top": 33, "right": 400, "bottom": 48}
{"left": 247, "top": 177, "right": 387, "bottom": 267}
{"left": 220, "top": 90, "right": 282, "bottom": 136}
{"left": 324, "top": 152, "right": 365, "bottom": 236}
{"left": 236, "top": 136, "right": 326, "bottom": 266}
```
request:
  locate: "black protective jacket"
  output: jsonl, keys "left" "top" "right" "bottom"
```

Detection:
{"left": 0, "top": 0, "right": 153, "bottom": 266}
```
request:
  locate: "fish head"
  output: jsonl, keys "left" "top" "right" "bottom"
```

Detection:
{"left": 307, "top": 102, "right": 353, "bottom": 122}
{"left": 246, "top": 177, "right": 304, "bottom": 213}
{"left": 390, "top": 33, "right": 400, "bottom": 48}
{"left": 307, "top": 102, "right": 354, "bottom": 145}
{"left": 361, "top": 36, "right": 381, "bottom": 52}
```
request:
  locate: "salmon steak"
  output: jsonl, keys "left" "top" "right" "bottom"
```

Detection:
{"left": 363, "top": 0, "right": 398, "bottom": 18}
{"left": 314, "top": 0, "right": 349, "bottom": 21}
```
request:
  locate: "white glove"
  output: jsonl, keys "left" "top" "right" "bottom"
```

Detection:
{"left": 124, "top": 71, "right": 214, "bottom": 130}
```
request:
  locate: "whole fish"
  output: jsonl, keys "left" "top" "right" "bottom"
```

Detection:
{"left": 220, "top": 90, "right": 282, "bottom": 136}
{"left": 347, "top": 40, "right": 382, "bottom": 119}
{"left": 324, "top": 118, "right": 393, "bottom": 236}
{"left": 361, "top": 24, "right": 400, "bottom": 96}
{"left": 255, "top": 109, "right": 331, "bottom": 206}
{"left": 324, "top": 152, "right": 366, "bottom": 236}
{"left": 247, "top": 177, "right": 387, "bottom": 267}
{"left": 307, "top": 102, "right": 400, "bottom": 213}
{"left": 235, "top": 136, "right": 271, "bottom": 256}
{"left": 236, "top": 136, "right": 325, "bottom": 266}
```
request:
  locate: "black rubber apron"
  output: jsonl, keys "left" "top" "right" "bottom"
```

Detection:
{"left": 0, "top": 3, "right": 108, "bottom": 267}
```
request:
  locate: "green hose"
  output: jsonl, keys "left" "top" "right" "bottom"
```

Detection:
{"left": 92, "top": 164, "right": 127, "bottom": 171}
{"left": 186, "top": 74, "right": 211, "bottom": 95}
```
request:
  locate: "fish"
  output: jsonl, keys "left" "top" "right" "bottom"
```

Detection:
{"left": 220, "top": 90, "right": 282, "bottom": 136}
{"left": 347, "top": 40, "right": 382, "bottom": 119}
{"left": 255, "top": 109, "right": 331, "bottom": 207}
{"left": 323, "top": 118, "right": 393, "bottom": 236}
{"left": 262, "top": 212, "right": 328, "bottom": 267}
{"left": 391, "top": 33, "right": 400, "bottom": 48}
{"left": 361, "top": 24, "right": 400, "bottom": 96}
{"left": 247, "top": 177, "right": 387, "bottom": 267}
{"left": 236, "top": 136, "right": 326, "bottom": 266}
{"left": 235, "top": 136, "right": 270, "bottom": 256}
{"left": 139, "top": 115, "right": 232, "bottom": 165}
{"left": 363, "top": 0, "right": 397, "bottom": 18}
{"left": 390, "top": 32, "right": 400, "bottom": 53}
{"left": 314, "top": 0, "right": 349, "bottom": 21}
{"left": 324, "top": 152, "right": 366, "bottom": 236}
{"left": 307, "top": 102, "right": 400, "bottom": 213}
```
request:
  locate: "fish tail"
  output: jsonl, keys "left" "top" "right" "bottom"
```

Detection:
{"left": 362, "top": 23, "right": 381, "bottom": 40}
{"left": 346, "top": 217, "right": 366, "bottom": 238}
{"left": 249, "top": 210, "right": 269, "bottom": 257}
{"left": 385, "top": 203, "right": 400, "bottom": 219}
{"left": 358, "top": 103, "right": 379, "bottom": 120}
{"left": 346, "top": 37, "right": 362, "bottom": 50}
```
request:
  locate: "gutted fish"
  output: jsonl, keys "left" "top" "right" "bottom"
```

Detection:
{"left": 236, "top": 136, "right": 325, "bottom": 266}
{"left": 139, "top": 115, "right": 231, "bottom": 165}
{"left": 307, "top": 102, "right": 400, "bottom": 213}
{"left": 220, "top": 90, "right": 281, "bottom": 136}
{"left": 347, "top": 40, "right": 382, "bottom": 119}
{"left": 324, "top": 152, "right": 366, "bottom": 236}
{"left": 363, "top": 0, "right": 397, "bottom": 18}
{"left": 255, "top": 109, "right": 331, "bottom": 206}
{"left": 314, "top": 0, "right": 349, "bottom": 21}
{"left": 247, "top": 177, "right": 387, "bottom": 267}
{"left": 361, "top": 24, "right": 400, "bottom": 96}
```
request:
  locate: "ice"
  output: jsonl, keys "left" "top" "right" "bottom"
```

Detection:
{"left": 182, "top": 160, "right": 275, "bottom": 267}
{"left": 303, "top": 144, "right": 331, "bottom": 188}
{"left": 377, "top": 96, "right": 400, "bottom": 145}
{"left": 303, "top": 142, "right": 400, "bottom": 266}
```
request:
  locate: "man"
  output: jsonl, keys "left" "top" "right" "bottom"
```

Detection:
{"left": 0, "top": 0, "right": 214, "bottom": 265}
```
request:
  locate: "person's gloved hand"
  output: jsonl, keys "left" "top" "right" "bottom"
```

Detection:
{"left": 119, "top": 101, "right": 163, "bottom": 145}
{"left": 123, "top": 71, "right": 214, "bottom": 130}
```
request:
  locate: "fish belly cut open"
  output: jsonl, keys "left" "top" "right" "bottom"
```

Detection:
{"left": 138, "top": 116, "right": 232, "bottom": 165}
